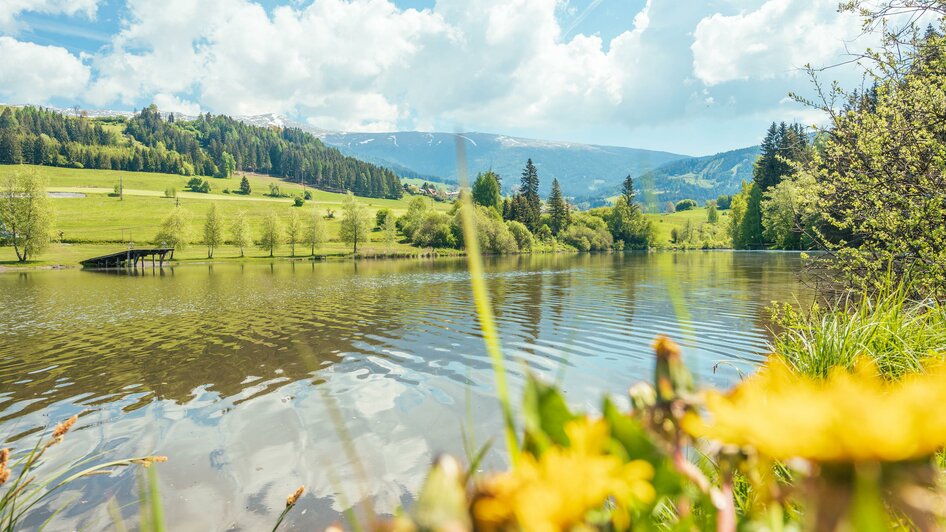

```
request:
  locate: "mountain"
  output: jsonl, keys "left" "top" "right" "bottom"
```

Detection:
{"left": 317, "top": 131, "right": 688, "bottom": 198}
{"left": 8, "top": 104, "right": 760, "bottom": 203}
{"left": 640, "top": 145, "right": 761, "bottom": 204}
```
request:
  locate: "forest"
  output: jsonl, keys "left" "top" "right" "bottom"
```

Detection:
{"left": 0, "top": 105, "right": 402, "bottom": 200}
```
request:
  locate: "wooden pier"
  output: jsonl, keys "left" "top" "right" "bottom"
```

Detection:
{"left": 80, "top": 248, "right": 174, "bottom": 269}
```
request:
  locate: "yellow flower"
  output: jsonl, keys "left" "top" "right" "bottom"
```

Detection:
{"left": 473, "top": 418, "right": 655, "bottom": 531}
{"left": 685, "top": 357, "right": 946, "bottom": 462}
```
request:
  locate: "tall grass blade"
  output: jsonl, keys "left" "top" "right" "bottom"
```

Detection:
{"left": 454, "top": 133, "right": 519, "bottom": 463}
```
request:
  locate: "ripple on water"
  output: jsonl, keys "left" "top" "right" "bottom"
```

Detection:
{"left": 0, "top": 252, "right": 807, "bottom": 530}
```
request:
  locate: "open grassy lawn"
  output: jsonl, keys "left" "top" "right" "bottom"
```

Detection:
{"left": 0, "top": 166, "right": 450, "bottom": 264}
{"left": 645, "top": 207, "right": 730, "bottom": 243}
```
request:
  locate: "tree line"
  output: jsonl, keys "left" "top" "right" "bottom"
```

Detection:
{"left": 0, "top": 105, "right": 402, "bottom": 200}
{"left": 720, "top": 25, "right": 946, "bottom": 298}
{"left": 396, "top": 159, "right": 659, "bottom": 254}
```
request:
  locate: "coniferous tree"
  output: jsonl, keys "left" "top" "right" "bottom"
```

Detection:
{"left": 621, "top": 174, "right": 636, "bottom": 205}
{"left": 547, "top": 178, "right": 569, "bottom": 235}
{"left": 472, "top": 170, "right": 502, "bottom": 212}
{"left": 515, "top": 158, "right": 541, "bottom": 231}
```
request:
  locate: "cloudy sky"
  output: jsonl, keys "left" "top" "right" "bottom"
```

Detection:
{"left": 0, "top": 0, "right": 878, "bottom": 155}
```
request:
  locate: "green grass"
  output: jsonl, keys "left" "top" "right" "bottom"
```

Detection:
{"left": 771, "top": 283, "right": 946, "bottom": 380}
{"left": 645, "top": 207, "right": 730, "bottom": 244}
{"left": 400, "top": 177, "right": 457, "bottom": 191}
{"left": 0, "top": 165, "right": 451, "bottom": 265}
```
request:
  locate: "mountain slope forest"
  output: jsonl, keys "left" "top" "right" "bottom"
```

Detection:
{"left": 0, "top": 105, "right": 403, "bottom": 199}
{"left": 637, "top": 145, "right": 761, "bottom": 205}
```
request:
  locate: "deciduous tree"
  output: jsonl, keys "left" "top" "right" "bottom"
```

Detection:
{"left": 0, "top": 168, "right": 53, "bottom": 262}
{"left": 339, "top": 192, "right": 371, "bottom": 254}
{"left": 230, "top": 210, "right": 251, "bottom": 257}
{"left": 258, "top": 211, "right": 283, "bottom": 257}
{"left": 203, "top": 203, "right": 224, "bottom": 258}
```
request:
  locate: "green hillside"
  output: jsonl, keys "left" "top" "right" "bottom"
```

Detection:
{"left": 0, "top": 165, "right": 451, "bottom": 266}
{"left": 639, "top": 145, "right": 760, "bottom": 204}
{"left": 0, "top": 105, "right": 403, "bottom": 199}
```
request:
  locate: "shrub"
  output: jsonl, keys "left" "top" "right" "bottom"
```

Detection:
{"left": 397, "top": 197, "right": 429, "bottom": 240}
{"left": 675, "top": 199, "right": 697, "bottom": 211}
{"left": 293, "top": 196, "right": 305, "bottom": 207}
{"left": 376, "top": 208, "right": 393, "bottom": 228}
{"left": 412, "top": 211, "right": 456, "bottom": 248}
{"left": 452, "top": 204, "right": 518, "bottom": 254}
{"left": 505, "top": 220, "right": 534, "bottom": 252}
{"left": 535, "top": 224, "right": 553, "bottom": 242}
{"left": 186, "top": 178, "right": 210, "bottom": 193}
{"left": 561, "top": 213, "right": 613, "bottom": 251}
{"left": 164, "top": 187, "right": 176, "bottom": 198}
{"left": 303, "top": 190, "right": 312, "bottom": 200}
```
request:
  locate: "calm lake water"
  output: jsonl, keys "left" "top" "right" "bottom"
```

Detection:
{"left": 0, "top": 252, "right": 805, "bottom": 530}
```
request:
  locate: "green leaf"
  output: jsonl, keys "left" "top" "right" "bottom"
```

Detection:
{"left": 521, "top": 374, "right": 577, "bottom": 456}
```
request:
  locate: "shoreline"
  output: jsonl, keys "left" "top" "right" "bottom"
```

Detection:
{"left": 0, "top": 244, "right": 800, "bottom": 274}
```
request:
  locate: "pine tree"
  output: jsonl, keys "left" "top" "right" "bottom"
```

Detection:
{"left": 621, "top": 175, "right": 635, "bottom": 205}
{"left": 547, "top": 178, "right": 569, "bottom": 235}
{"left": 518, "top": 158, "right": 541, "bottom": 231}
{"left": 0, "top": 130, "right": 22, "bottom": 165}
{"left": 472, "top": 170, "right": 502, "bottom": 212}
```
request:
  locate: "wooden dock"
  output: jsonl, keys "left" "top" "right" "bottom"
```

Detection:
{"left": 80, "top": 248, "right": 174, "bottom": 269}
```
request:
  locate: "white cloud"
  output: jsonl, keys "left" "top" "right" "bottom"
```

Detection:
{"left": 0, "top": 0, "right": 100, "bottom": 34}
{"left": 152, "top": 93, "right": 201, "bottom": 116}
{"left": 0, "top": 36, "right": 90, "bottom": 103}
{"left": 2, "top": 0, "right": 883, "bottom": 152}
{"left": 691, "top": 0, "right": 863, "bottom": 86}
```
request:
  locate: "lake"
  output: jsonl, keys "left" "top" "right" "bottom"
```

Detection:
{"left": 0, "top": 252, "right": 806, "bottom": 530}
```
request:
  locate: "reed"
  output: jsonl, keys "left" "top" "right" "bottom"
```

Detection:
{"left": 771, "top": 281, "right": 946, "bottom": 380}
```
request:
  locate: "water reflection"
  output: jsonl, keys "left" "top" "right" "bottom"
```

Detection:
{"left": 0, "top": 252, "right": 806, "bottom": 530}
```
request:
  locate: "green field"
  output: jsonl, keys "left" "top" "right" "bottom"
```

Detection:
{"left": 0, "top": 165, "right": 733, "bottom": 268}
{"left": 645, "top": 207, "right": 730, "bottom": 243}
{"left": 0, "top": 164, "right": 454, "bottom": 267}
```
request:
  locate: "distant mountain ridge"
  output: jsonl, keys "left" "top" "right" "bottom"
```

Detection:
{"left": 317, "top": 130, "right": 689, "bottom": 198}
{"left": 640, "top": 145, "right": 761, "bottom": 204}
{"left": 6, "top": 104, "right": 761, "bottom": 202}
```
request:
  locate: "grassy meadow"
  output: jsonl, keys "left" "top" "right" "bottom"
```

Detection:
{"left": 645, "top": 206, "right": 729, "bottom": 243}
{"left": 0, "top": 164, "right": 732, "bottom": 267}
{"left": 0, "top": 165, "right": 454, "bottom": 266}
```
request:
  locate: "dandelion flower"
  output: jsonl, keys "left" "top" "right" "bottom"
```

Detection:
{"left": 473, "top": 418, "right": 654, "bottom": 531}
{"left": 685, "top": 357, "right": 946, "bottom": 462}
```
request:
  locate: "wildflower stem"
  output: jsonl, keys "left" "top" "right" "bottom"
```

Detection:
{"left": 455, "top": 134, "right": 519, "bottom": 463}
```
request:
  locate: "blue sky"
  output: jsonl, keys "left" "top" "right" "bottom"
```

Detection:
{"left": 0, "top": 0, "right": 878, "bottom": 155}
